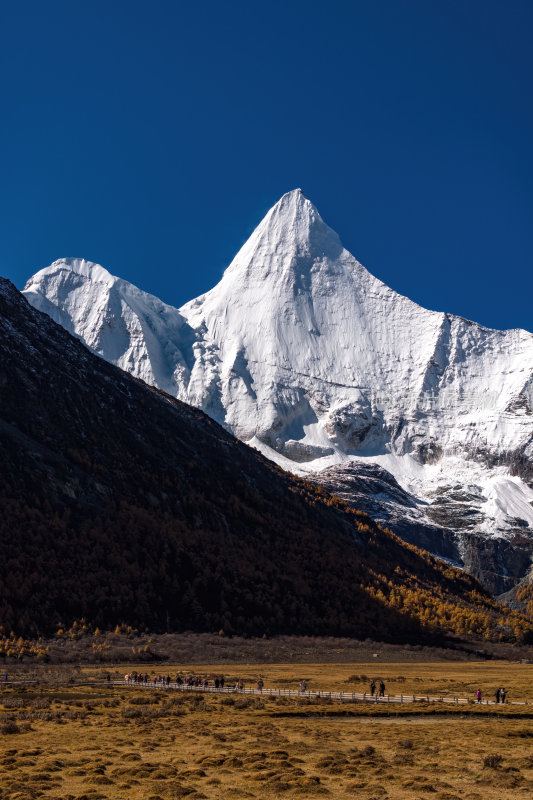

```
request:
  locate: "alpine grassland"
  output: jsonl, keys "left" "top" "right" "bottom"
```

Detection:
{"left": 3, "top": 660, "right": 533, "bottom": 799}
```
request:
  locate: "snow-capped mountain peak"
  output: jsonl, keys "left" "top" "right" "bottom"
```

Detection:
{"left": 50, "top": 257, "right": 116, "bottom": 284}
{"left": 222, "top": 188, "right": 343, "bottom": 281}
{"left": 21, "top": 192, "right": 533, "bottom": 590}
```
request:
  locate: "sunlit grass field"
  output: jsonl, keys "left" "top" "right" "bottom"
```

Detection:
{"left": 2, "top": 661, "right": 533, "bottom": 799}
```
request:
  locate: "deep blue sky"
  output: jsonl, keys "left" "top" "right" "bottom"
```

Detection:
{"left": 1, "top": 0, "right": 531, "bottom": 331}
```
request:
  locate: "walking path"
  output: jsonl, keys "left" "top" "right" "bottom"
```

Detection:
{"left": 117, "top": 680, "right": 530, "bottom": 707}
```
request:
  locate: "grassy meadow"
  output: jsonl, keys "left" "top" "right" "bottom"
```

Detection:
{"left": 2, "top": 661, "right": 533, "bottom": 799}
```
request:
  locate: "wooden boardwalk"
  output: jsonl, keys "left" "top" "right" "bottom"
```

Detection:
{"left": 117, "top": 680, "right": 529, "bottom": 707}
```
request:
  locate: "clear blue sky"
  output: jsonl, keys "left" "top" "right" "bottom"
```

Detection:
{"left": 1, "top": 0, "right": 531, "bottom": 331}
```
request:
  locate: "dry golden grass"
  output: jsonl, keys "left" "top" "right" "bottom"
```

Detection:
{"left": 2, "top": 661, "right": 533, "bottom": 799}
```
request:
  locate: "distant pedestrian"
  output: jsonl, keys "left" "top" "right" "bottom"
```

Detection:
{"left": 500, "top": 687, "right": 506, "bottom": 704}
{"left": 370, "top": 680, "right": 376, "bottom": 697}
{"left": 220, "top": 676, "right": 225, "bottom": 689}
{"left": 300, "top": 679, "right": 307, "bottom": 693}
{"left": 476, "top": 689, "right": 482, "bottom": 703}
{"left": 379, "top": 681, "right": 385, "bottom": 697}
{"left": 494, "top": 688, "right": 501, "bottom": 704}
{"left": 215, "top": 678, "right": 220, "bottom": 689}
{"left": 257, "top": 679, "right": 264, "bottom": 692}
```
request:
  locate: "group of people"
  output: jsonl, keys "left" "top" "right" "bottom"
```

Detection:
{"left": 124, "top": 672, "right": 152, "bottom": 684}
{"left": 494, "top": 687, "right": 507, "bottom": 703}
{"left": 369, "top": 680, "right": 386, "bottom": 697}
{"left": 124, "top": 672, "right": 250, "bottom": 689}
{"left": 123, "top": 672, "right": 312, "bottom": 693}
{"left": 124, "top": 672, "right": 224, "bottom": 687}
{"left": 474, "top": 688, "right": 508, "bottom": 704}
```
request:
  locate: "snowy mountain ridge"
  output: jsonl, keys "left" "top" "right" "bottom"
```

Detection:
{"left": 23, "top": 190, "right": 533, "bottom": 590}
{"left": 23, "top": 256, "right": 193, "bottom": 398}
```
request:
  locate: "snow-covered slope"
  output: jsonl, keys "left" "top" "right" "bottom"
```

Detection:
{"left": 180, "top": 191, "right": 533, "bottom": 468}
{"left": 23, "top": 257, "right": 195, "bottom": 397}
{"left": 23, "top": 190, "right": 533, "bottom": 590}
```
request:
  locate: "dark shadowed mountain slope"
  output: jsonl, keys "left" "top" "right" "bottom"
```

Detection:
{"left": 0, "top": 278, "right": 530, "bottom": 643}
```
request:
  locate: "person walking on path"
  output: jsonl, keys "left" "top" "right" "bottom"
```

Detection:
{"left": 300, "top": 679, "right": 307, "bottom": 693}
{"left": 494, "top": 688, "right": 501, "bottom": 704}
{"left": 476, "top": 688, "right": 482, "bottom": 703}
{"left": 500, "top": 687, "right": 507, "bottom": 704}
{"left": 379, "top": 680, "right": 385, "bottom": 698}
{"left": 370, "top": 680, "right": 376, "bottom": 697}
{"left": 257, "top": 679, "right": 264, "bottom": 692}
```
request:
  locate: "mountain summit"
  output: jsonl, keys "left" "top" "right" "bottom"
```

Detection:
{"left": 220, "top": 188, "right": 344, "bottom": 282}
{"left": 23, "top": 192, "right": 533, "bottom": 589}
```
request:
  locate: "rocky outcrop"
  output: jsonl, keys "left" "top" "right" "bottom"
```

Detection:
{"left": 309, "top": 461, "right": 533, "bottom": 593}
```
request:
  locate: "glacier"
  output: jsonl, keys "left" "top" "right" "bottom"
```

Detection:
{"left": 23, "top": 189, "right": 533, "bottom": 591}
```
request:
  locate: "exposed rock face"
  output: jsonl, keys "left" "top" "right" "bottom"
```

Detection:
{"left": 306, "top": 462, "right": 462, "bottom": 563}
{"left": 307, "top": 462, "right": 533, "bottom": 593}
{"left": 460, "top": 534, "right": 533, "bottom": 596}
{"left": 22, "top": 189, "right": 533, "bottom": 588}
